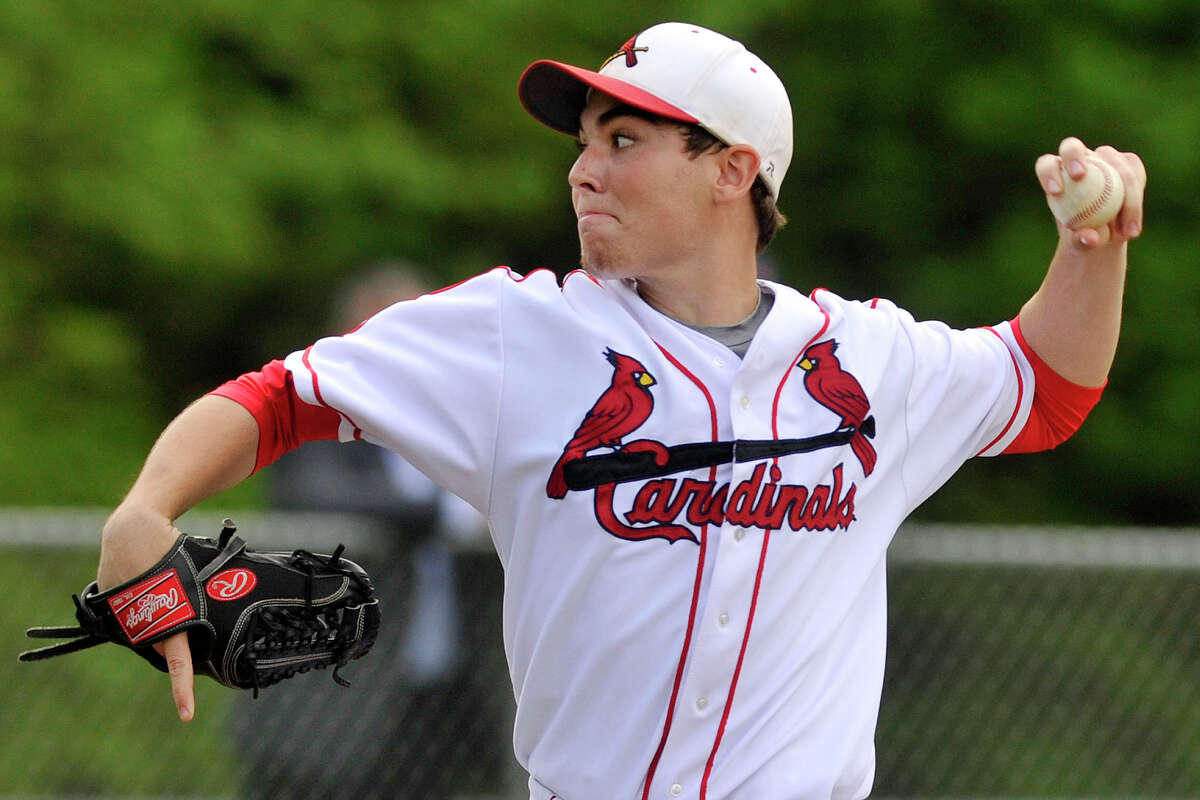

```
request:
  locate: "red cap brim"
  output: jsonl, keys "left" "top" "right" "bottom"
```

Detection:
{"left": 518, "top": 60, "right": 698, "bottom": 135}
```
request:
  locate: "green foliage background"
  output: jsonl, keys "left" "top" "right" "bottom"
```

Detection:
{"left": 2, "top": 3, "right": 1197, "bottom": 796}
{"left": 1, "top": 0, "right": 1196, "bottom": 519}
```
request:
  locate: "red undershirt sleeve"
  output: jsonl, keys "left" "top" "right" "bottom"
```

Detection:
{"left": 209, "top": 359, "right": 342, "bottom": 474}
{"left": 1003, "top": 317, "right": 1106, "bottom": 454}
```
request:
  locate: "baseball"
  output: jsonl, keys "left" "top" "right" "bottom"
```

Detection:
{"left": 1047, "top": 155, "right": 1125, "bottom": 229}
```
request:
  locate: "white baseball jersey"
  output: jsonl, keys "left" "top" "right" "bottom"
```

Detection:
{"left": 279, "top": 267, "right": 1034, "bottom": 800}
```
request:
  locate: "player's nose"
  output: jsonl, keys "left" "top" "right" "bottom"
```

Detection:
{"left": 569, "top": 145, "right": 603, "bottom": 195}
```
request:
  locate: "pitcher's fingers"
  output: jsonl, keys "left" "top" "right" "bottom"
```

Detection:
{"left": 1057, "top": 137, "right": 1090, "bottom": 180}
{"left": 1035, "top": 153, "right": 1065, "bottom": 194}
{"left": 1097, "top": 146, "right": 1146, "bottom": 239}
{"left": 159, "top": 633, "right": 195, "bottom": 721}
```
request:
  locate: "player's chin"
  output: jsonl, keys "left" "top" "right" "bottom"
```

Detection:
{"left": 582, "top": 235, "right": 647, "bottom": 280}
{"left": 578, "top": 244, "right": 624, "bottom": 280}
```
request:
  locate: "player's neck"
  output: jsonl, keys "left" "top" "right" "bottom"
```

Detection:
{"left": 634, "top": 253, "right": 761, "bottom": 327}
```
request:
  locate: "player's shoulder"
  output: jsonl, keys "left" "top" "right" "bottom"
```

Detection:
{"left": 415, "top": 266, "right": 628, "bottom": 334}
{"left": 805, "top": 285, "right": 995, "bottom": 352}
{"left": 803, "top": 285, "right": 913, "bottom": 327}
{"left": 429, "top": 266, "right": 609, "bottom": 298}
{"left": 404, "top": 265, "right": 604, "bottom": 314}
{"left": 427, "top": 265, "right": 560, "bottom": 295}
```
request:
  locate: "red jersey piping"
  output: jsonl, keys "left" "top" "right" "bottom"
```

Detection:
{"left": 301, "top": 345, "right": 364, "bottom": 441}
{"left": 640, "top": 341, "right": 718, "bottom": 800}
{"left": 976, "top": 325, "right": 1025, "bottom": 455}
{"left": 697, "top": 312, "right": 833, "bottom": 795}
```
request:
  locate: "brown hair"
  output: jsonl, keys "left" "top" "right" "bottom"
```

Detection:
{"left": 680, "top": 125, "right": 787, "bottom": 253}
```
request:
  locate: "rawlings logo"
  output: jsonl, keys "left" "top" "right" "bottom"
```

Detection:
{"left": 107, "top": 570, "right": 196, "bottom": 644}
{"left": 125, "top": 589, "right": 180, "bottom": 629}
{"left": 206, "top": 568, "right": 257, "bottom": 601}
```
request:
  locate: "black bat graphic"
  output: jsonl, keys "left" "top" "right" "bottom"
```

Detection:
{"left": 562, "top": 423, "right": 870, "bottom": 491}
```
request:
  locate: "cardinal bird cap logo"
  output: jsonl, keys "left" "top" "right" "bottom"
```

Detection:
{"left": 600, "top": 35, "right": 650, "bottom": 70}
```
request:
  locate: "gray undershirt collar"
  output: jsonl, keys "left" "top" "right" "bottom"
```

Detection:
{"left": 682, "top": 285, "right": 775, "bottom": 358}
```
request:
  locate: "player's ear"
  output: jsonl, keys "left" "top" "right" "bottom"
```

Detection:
{"left": 713, "top": 145, "right": 760, "bottom": 203}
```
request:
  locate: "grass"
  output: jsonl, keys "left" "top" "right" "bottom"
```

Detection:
{"left": 2, "top": 547, "right": 239, "bottom": 796}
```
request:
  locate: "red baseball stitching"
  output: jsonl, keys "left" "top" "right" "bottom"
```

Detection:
{"left": 1069, "top": 159, "right": 1116, "bottom": 228}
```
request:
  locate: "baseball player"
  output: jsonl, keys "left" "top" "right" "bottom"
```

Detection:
{"left": 95, "top": 22, "right": 1144, "bottom": 800}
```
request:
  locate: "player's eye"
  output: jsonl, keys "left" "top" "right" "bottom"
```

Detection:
{"left": 613, "top": 133, "right": 634, "bottom": 149}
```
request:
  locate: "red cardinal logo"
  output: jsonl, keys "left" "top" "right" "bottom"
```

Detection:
{"left": 797, "top": 340, "right": 877, "bottom": 477}
{"left": 547, "top": 349, "right": 661, "bottom": 499}
{"left": 600, "top": 35, "right": 649, "bottom": 70}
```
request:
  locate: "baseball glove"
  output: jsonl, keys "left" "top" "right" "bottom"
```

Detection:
{"left": 19, "top": 519, "right": 380, "bottom": 695}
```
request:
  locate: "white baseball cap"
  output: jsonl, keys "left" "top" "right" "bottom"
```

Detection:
{"left": 518, "top": 22, "right": 794, "bottom": 199}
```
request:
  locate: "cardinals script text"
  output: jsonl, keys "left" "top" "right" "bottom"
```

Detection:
{"left": 593, "top": 462, "right": 856, "bottom": 544}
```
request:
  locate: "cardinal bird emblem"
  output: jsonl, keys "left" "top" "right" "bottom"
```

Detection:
{"left": 600, "top": 35, "right": 649, "bottom": 70}
{"left": 797, "top": 340, "right": 878, "bottom": 477}
{"left": 546, "top": 349, "right": 662, "bottom": 499}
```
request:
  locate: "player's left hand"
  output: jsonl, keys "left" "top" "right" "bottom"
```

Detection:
{"left": 1036, "top": 137, "right": 1146, "bottom": 250}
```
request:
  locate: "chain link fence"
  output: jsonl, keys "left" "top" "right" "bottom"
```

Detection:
{"left": 4, "top": 510, "right": 1198, "bottom": 798}
{"left": 880, "top": 526, "right": 1200, "bottom": 797}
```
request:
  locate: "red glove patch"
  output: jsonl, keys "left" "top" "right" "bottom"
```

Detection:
{"left": 107, "top": 570, "right": 197, "bottom": 645}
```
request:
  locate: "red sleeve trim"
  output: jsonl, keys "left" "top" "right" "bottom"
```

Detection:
{"left": 977, "top": 326, "right": 1025, "bottom": 456}
{"left": 209, "top": 360, "right": 342, "bottom": 474}
{"left": 1003, "top": 317, "right": 1106, "bottom": 454}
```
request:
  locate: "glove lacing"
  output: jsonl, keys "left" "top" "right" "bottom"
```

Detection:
{"left": 243, "top": 543, "right": 368, "bottom": 697}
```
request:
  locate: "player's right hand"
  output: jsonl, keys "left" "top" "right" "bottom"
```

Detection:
{"left": 1035, "top": 137, "right": 1145, "bottom": 250}
{"left": 99, "top": 504, "right": 195, "bottom": 722}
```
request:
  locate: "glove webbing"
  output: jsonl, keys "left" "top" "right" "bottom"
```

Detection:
{"left": 242, "top": 542, "right": 360, "bottom": 698}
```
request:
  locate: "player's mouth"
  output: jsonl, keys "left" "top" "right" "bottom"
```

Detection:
{"left": 576, "top": 209, "right": 618, "bottom": 230}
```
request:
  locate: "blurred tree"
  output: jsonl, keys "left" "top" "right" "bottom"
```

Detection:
{"left": 0, "top": 0, "right": 1195, "bottom": 521}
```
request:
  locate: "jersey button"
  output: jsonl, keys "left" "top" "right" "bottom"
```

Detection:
{"left": 734, "top": 527, "right": 746, "bottom": 541}
{"left": 670, "top": 784, "right": 683, "bottom": 797}
{"left": 718, "top": 612, "right": 730, "bottom": 627}
{"left": 740, "top": 394, "right": 751, "bottom": 409}
{"left": 696, "top": 696, "right": 708, "bottom": 710}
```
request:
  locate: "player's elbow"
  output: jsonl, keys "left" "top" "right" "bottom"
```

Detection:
{"left": 1002, "top": 384, "right": 1104, "bottom": 454}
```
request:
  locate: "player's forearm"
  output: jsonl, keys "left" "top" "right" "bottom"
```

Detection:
{"left": 1021, "top": 140, "right": 1144, "bottom": 388}
{"left": 99, "top": 394, "right": 259, "bottom": 588}
{"left": 1018, "top": 235, "right": 1127, "bottom": 388}
{"left": 120, "top": 394, "right": 260, "bottom": 517}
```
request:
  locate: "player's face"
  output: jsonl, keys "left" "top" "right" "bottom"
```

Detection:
{"left": 570, "top": 93, "right": 716, "bottom": 280}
